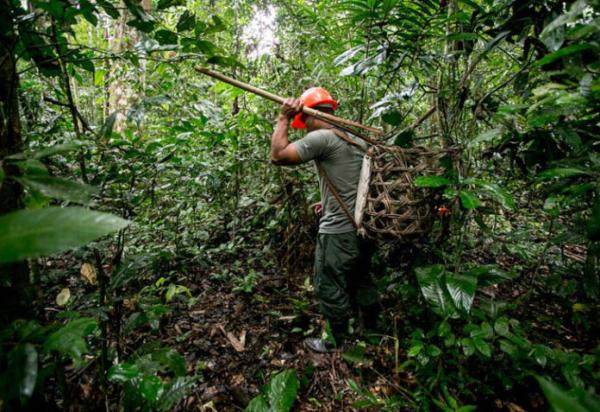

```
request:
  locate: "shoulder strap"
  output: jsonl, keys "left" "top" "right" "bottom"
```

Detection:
{"left": 329, "top": 128, "right": 367, "bottom": 152}
{"left": 316, "top": 162, "right": 358, "bottom": 230}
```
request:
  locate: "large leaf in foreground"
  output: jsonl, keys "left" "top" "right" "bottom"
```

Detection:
{"left": 16, "top": 175, "right": 98, "bottom": 204}
{"left": 0, "top": 207, "right": 130, "bottom": 263}
{"left": 267, "top": 369, "right": 299, "bottom": 412}
{"left": 416, "top": 265, "right": 454, "bottom": 316}
{"left": 536, "top": 376, "right": 600, "bottom": 412}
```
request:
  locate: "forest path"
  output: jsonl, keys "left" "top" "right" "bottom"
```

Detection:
{"left": 158, "top": 269, "right": 373, "bottom": 410}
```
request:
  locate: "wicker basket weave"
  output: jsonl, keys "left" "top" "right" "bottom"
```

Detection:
{"left": 354, "top": 145, "right": 459, "bottom": 239}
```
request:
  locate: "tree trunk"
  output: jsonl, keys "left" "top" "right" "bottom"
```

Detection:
{"left": 107, "top": 0, "right": 152, "bottom": 132}
{"left": 0, "top": 1, "right": 34, "bottom": 325}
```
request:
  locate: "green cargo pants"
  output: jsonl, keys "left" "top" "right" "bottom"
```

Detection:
{"left": 314, "top": 231, "right": 378, "bottom": 328}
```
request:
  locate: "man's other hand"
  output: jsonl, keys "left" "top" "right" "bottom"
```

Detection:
{"left": 311, "top": 202, "right": 323, "bottom": 217}
{"left": 280, "top": 98, "right": 303, "bottom": 119}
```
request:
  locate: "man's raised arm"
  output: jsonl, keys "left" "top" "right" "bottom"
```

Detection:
{"left": 270, "top": 98, "right": 303, "bottom": 166}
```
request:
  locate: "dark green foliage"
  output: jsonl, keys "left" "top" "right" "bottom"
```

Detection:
{"left": 108, "top": 346, "right": 195, "bottom": 411}
{"left": 245, "top": 369, "right": 299, "bottom": 412}
{"left": 44, "top": 318, "right": 98, "bottom": 366}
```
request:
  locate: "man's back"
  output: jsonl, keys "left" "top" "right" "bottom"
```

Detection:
{"left": 293, "top": 129, "right": 367, "bottom": 233}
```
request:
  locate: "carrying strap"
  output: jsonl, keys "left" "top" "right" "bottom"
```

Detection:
{"left": 316, "top": 162, "right": 358, "bottom": 230}
{"left": 315, "top": 128, "right": 366, "bottom": 230}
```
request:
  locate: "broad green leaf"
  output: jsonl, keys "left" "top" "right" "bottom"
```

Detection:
{"left": 157, "top": 0, "right": 184, "bottom": 10}
{"left": 408, "top": 340, "right": 424, "bottom": 357}
{"left": 476, "top": 181, "right": 515, "bottom": 209}
{"left": 414, "top": 176, "right": 451, "bottom": 188}
{"left": 472, "top": 337, "right": 491, "bottom": 357}
{"left": 445, "top": 273, "right": 477, "bottom": 312}
{"left": 140, "top": 375, "right": 164, "bottom": 401}
{"left": 152, "top": 348, "right": 186, "bottom": 376}
{"left": 16, "top": 175, "right": 98, "bottom": 204}
{"left": 457, "top": 0, "right": 482, "bottom": 11}
{"left": 461, "top": 337, "right": 475, "bottom": 356}
{"left": 207, "top": 15, "right": 226, "bottom": 34}
{"left": 206, "top": 55, "right": 239, "bottom": 67}
{"left": 482, "top": 30, "right": 510, "bottom": 56}
{"left": 469, "top": 128, "right": 502, "bottom": 147}
{"left": 415, "top": 265, "right": 454, "bottom": 315}
{"left": 0, "top": 207, "right": 130, "bottom": 263}
{"left": 245, "top": 395, "right": 269, "bottom": 412}
{"left": 194, "top": 40, "right": 217, "bottom": 54}
{"left": 108, "top": 363, "right": 140, "bottom": 382}
{"left": 499, "top": 339, "right": 518, "bottom": 357}
{"left": 393, "top": 129, "right": 415, "bottom": 148}
{"left": 427, "top": 344, "right": 442, "bottom": 357}
{"left": 541, "top": 23, "right": 565, "bottom": 52}
{"left": 494, "top": 318, "right": 510, "bottom": 336}
{"left": 540, "top": 0, "right": 588, "bottom": 36}
{"left": 96, "top": 0, "right": 119, "bottom": 18}
{"left": 267, "top": 369, "right": 299, "bottom": 412}
{"left": 123, "top": 0, "right": 152, "bottom": 21}
{"left": 438, "top": 320, "right": 452, "bottom": 337}
{"left": 469, "top": 266, "right": 519, "bottom": 287}
{"left": 15, "top": 158, "right": 48, "bottom": 175}
{"left": 176, "top": 11, "right": 195, "bottom": 32}
{"left": 536, "top": 376, "right": 600, "bottom": 412}
{"left": 459, "top": 191, "right": 481, "bottom": 209}
{"left": 538, "top": 168, "right": 589, "bottom": 180}
{"left": 127, "top": 18, "right": 155, "bottom": 33}
{"left": 470, "top": 322, "right": 493, "bottom": 339}
{"left": 155, "top": 30, "right": 178, "bottom": 45}
{"left": 94, "top": 69, "right": 105, "bottom": 86}
{"left": 536, "top": 44, "right": 596, "bottom": 67}
{"left": 32, "top": 141, "right": 83, "bottom": 159}
{"left": 44, "top": 318, "right": 98, "bottom": 365}
{"left": 382, "top": 111, "right": 403, "bottom": 126}
{"left": 165, "top": 284, "right": 191, "bottom": 302}
{"left": 157, "top": 376, "right": 196, "bottom": 410}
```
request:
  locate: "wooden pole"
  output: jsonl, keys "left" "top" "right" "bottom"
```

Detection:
{"left": 195, "top": 67, "right": 384, "bottom": 137}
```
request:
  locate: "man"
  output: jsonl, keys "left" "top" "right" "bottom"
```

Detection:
{"left": 270, "top": 87, "right": 378, "bottom": 353}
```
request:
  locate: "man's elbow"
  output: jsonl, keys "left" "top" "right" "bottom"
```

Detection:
{"left": 271, "top": 147, "right": 300, "bottom": 166}
{"left": 271, "top": 153, "right": 284, "bottom": 166}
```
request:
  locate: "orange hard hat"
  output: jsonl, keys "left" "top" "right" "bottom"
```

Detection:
{"left": 291, "top": 87, "right": 337, "bottom": 129}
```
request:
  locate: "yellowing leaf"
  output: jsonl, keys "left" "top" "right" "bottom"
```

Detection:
{"left": 56, "top": 288, "right": 71, "bottom": 306}
{"left": 80, "top": 263, "right": 97, "bottom": 285}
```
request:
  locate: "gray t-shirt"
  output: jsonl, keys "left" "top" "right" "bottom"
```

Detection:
{"left": 292, "top": 129, "right": 367, "bottom": 234}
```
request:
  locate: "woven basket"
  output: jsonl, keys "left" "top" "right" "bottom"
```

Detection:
{"left": 354, "top": 145, "right": 459, "bottom": 240}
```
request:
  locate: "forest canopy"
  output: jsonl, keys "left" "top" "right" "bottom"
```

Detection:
{"left": 0, "top": 0, "right": 599, "bottom": 410}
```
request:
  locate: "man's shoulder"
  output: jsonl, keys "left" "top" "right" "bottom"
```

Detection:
{"left": 305, "top": 129, "right": 337, "bottom": 140}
